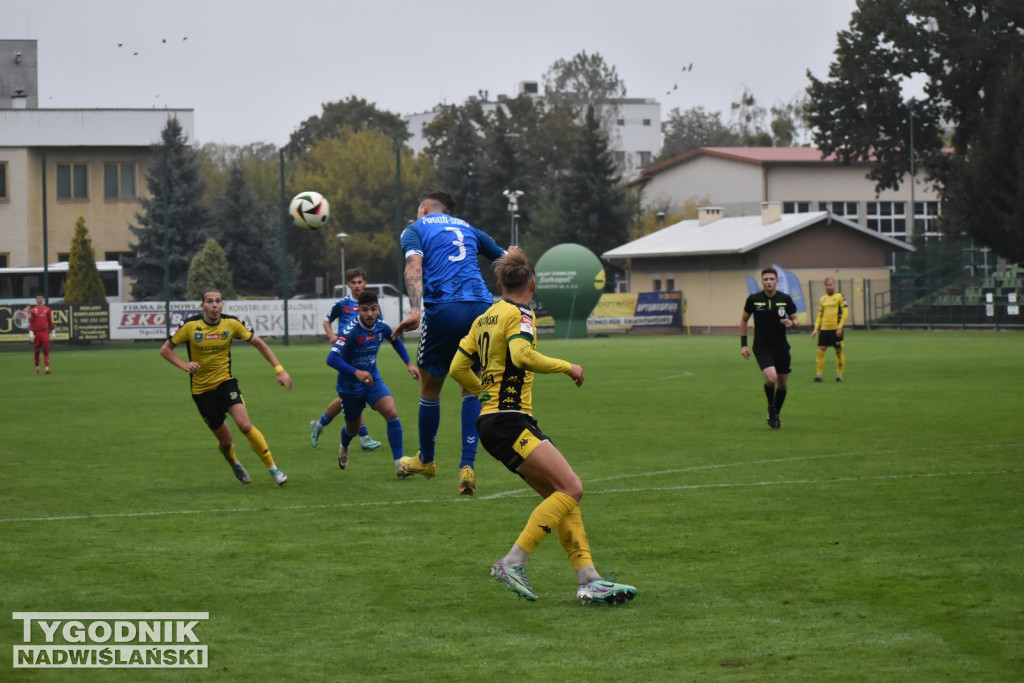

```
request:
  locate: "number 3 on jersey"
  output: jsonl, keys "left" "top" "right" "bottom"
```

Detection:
{"left": 445, "top": 226, "right": 467, "bottom": 262}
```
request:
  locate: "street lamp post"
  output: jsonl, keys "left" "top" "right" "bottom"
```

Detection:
{"left": 337, "top": 232, "right": 348, "bottom": 297}
{"left": 503, "top": 189, "right": 523, "bottom": 246}
{"left": 908, "top": 99, "right": 916, "bottom": 240}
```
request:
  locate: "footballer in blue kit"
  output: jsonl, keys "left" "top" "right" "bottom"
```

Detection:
{"left": 327, "top": 291, "right": 419, "bottom": 476}
{"left": 309, "top": 268, "right": 382, "bottom": 452}
{"left": 391, "top": 190, "right": 507, "bottom": 495}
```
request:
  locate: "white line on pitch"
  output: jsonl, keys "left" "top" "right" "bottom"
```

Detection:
{"left": 1, "top": 468, "right": 1018, "bottom": 524}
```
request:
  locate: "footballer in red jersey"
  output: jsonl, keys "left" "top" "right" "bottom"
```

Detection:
{"left": 27, "top": 294, "right": 54, "bottom": 374}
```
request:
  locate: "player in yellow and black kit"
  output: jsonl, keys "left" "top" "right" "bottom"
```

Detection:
{"left": 449, "top": 247, "right": 637, "bottom": 606}
{"left": 810, "top": 277, "right": 849, "bottom": 382}
{"left": 159, "top": 288, "right": 293, "bottom": 486}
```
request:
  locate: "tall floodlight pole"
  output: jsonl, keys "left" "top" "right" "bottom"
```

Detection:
{"left": 279, "top": 150, "right": 290, "bottom": 345}
{"left": 394, "top": 139, "right": 404, "bottom": 320}
{"left": 41, "top": 152, "right": 49, "bottom": 301}
{"left": 162, "top": 152, "right": 170, "bottom": 338}
{"left": 908, "top": 99, "right": 916, "bottom": 240}
{"left": 337, "top": 232, "right": 348, "bottom": 296}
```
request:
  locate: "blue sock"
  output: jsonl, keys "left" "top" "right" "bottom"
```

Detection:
{"left": 358, "top": 423, "right": 370, "bottom": 438}
{"left": 460, "top": 395, "right": 481, "bottom": 469}
{"left": 386, "top": 417, "right": 403, "bottom": 461}
{"left": 340, "top": 427, "right": 352, "bottom": 449}
{"left": 319, "top": 411, "right": 333, "bottom": 428}
{"left": 418, "top": 397, "right": 441, "bottom": 462}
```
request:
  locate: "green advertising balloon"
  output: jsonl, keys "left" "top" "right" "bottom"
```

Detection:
{"left": 535, "top": 243, "right": 605, "bottom": 338}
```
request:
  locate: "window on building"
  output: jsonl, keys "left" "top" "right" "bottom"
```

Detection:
{"left": 616, "top": 118, "right": 625, "bottom": 126}
{"left": 666, "top": 278, "right": 675, "bottom": 291}
{"left": 782, "top": 201, "right": 811, "bottom": 213}
{"left": 913, "top": 201, "right": 942, "bottom": 237}
{"left": 653, "top": 279, "right": 662, "bottom": 292}
{"left": 0, "top": 161, "right": 8, "bottom": 200}
{"left": 866, "top": 201, "right": 907, "bottom": 238}
{"left": 0, "top": 253, "right": 8, "bottom": 268}
{"left": 104, "top": 163, "right": 137, "bottom": 199}
{"left": 818, "top": 201, "right": 859, "bottom": 220}
{"left": 613, "top": 151, "right": 626, "bottom": 166}
{"left": 57, "top": 252, "right": 70, "bottom": 262}
{"left": 642, "top": 118, "right": 651, "bottom": 126}
{"left": 638, "top": 151, "right": 652, "bottom": 168}
{"left": 57, "top": 163, "right": 88, "bottom": 199}
{"left": 105, "top": 251, "right": 133, "bottom": 266}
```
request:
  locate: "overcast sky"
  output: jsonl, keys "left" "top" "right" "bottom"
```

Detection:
{"left": 8, "top": 0, "right": 861, "bottom": 147}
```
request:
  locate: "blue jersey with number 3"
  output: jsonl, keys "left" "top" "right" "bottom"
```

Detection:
{"left": 400, "top": 213, "right": 505, "bottom": 305}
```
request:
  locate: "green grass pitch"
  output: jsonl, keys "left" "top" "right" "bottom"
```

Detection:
{"left": 2, "top": 331, "right": 1022, "bottom": 681}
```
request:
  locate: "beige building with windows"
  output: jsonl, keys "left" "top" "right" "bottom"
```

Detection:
{"left": 629, "top": 147, "right": 943, "bottom": 242}
{"left": 0, "top": 39, "right": 193, "bottom": 272}
{"left": 603, "top": 203, "right": 915, "bottom": 333}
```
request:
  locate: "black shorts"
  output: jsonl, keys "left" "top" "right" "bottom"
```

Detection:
{"left": 477, "top": 412, "right": 552, "bottom": 475}
{"left": 753, "top": 343, "right": 792, "bottom": 374}
{"left": 817, "top": 330, "right": 844, "bottom": 349}
{"left": 191, "top": 378, "right": 245, "bottom": 431}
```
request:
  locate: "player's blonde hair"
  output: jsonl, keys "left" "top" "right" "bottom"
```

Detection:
{"left": 494, "top": 248, "right": 533, "bottom": 291}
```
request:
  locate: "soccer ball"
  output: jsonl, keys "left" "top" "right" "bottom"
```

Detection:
{"left": 289, "top": 191, "right": 330, "bottom": 230}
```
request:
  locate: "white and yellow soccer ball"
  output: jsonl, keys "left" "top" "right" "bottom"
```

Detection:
{"left": 289, "top": 191, "right": 330, "bottom": 230}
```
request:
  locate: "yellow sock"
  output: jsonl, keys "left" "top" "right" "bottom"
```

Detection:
{"left": 244, "top": 426, "right": 275, "bottom": 468}
{"left": 836, "top": 346, "right": 845, "bottom": 376}
{"left": 218, "top": 443, "right": 238, "bottom": 464}
{"left": 556, "top": 503, "right": 594, "bottom": 571}
{"left": 514, "top": 491, "right": 577, "bottom": 555}
{"left": 815, "top": 348, "right": 826, "bottom": 375}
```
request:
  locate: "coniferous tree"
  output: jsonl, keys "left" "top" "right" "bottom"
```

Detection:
{"left": 186, "top": 238, "right": 236, "bottom": 300}
{"left": 210, "top": 163, "right": 279, "bottom": 296}
{"left": 422, "top": 101, "right": 487, "bottom": 225}
{"left": 555, "top": 105, "right": 634, "bottom": 287}
{"left": 128, "top": 117, "right": 214, "bottom": 300}
{"left": 63, "top": 216, "right": 107, "bottom": 304}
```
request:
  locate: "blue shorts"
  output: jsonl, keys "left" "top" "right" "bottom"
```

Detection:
{"left": 417, "top": 301, "right": 490, "bottom": 377}
{"left": 339, "top": 381, "right": 392, "bottom": 423}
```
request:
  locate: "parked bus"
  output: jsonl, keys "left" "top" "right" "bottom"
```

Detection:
{"left": 0, "top": 261, "right": 125, "bottom": 304}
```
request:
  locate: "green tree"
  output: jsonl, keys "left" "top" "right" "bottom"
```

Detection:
{"left": 805, "top": 0, "right": 1024, "bottom": 258}
{"left": 729, "top": 87, "right": 772, "bottom": 146}
{"left": 422, "top": 100, "right": 487, "bottom": 225}
{"left": 769, "top": 96, "right": 810, "bottom": 147}
{"left": 285, "top": 96, "right": 409, "bottom": 158}
{"left": 658, "top": 106, "right": 738, "bottom": 160}
{"left": 543, "top": 50, "right": 627, "bottom": 104}
{"left": 210, "top": 163, "right": 280, "bottom": 296}
{"left": 63, "top": 216, "right": 107, "bottom": 304}
{"left": 946, "top": 57, "right": 1024, "bottom": 263}
{"left": 128, "top": 117, "right": 214, "bottom": 300}
{"left": 187, "top": 238, "right": 236, "bottom": 300}
{"left": 290, "top": 126, "right": 434, "bottom": 292}
{"left": 199, "top": 142, "right": 281, "bottom": 209}
{"left": 555, "top": 106, "right": 634, "bottom": 287}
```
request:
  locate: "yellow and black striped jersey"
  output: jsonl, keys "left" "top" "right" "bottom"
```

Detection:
{"left": 814, "top": 292, "right": 849, "bottom": 331}
{"left": 169, "top": 314, "right": 254, "bottom": 394}
{"left": 452, "top": 299, "right": 570, "bottom": 417}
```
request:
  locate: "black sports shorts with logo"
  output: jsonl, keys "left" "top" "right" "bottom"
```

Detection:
{"left": 477, "top": 412, "right": 552, "bottom": 476}
{"left": 192, "top": 378, "right": 245, "bottom": 430}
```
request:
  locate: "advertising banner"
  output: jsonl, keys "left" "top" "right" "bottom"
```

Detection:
{"left": 586, "top": 292, "right": 683, "bottom": 332}
{"left": 0, "top": 303, "right": 111, "bottom": 343}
